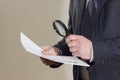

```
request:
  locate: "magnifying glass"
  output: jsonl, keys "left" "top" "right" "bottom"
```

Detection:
{"left": 53, "top": 20, "right": 68, "bottom": 37}
{"left": 53, "top": 20, "right": 88, "bottom": 62}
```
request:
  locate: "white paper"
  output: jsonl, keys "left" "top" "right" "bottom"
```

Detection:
{"left": 20, "top": 32, "right": 89, "bottom": 67}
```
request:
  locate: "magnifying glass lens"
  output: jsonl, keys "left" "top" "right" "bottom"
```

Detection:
{"left": 53, "top": 20, "right": 68, "bottom": 37}
{"left": 54, "top": 22, "right": 66, "bottom": 37}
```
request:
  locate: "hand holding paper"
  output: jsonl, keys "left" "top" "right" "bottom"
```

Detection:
{"left": 20, "top": 32, "right": 89, "bottom": 67}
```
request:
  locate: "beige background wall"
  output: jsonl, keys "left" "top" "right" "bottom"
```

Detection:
{"left": 0, "top": 0, "right": 73, "bottom": 80}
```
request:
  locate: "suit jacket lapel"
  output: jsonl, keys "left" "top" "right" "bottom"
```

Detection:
{"left": 71, "top": 0, "right": 86, "bottom": 34}
{"left": 98, "top": 0, "right": 111, "bottom": 12}
{"left": 74, "top": 0, "right": 86, "bottom": 34}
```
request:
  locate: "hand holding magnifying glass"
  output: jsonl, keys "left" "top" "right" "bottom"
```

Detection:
{"left": 52, "top": 20, "right": 92, "bottom": 60}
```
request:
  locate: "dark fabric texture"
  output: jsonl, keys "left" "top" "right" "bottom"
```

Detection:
{"left": 51, "top": 0, "right": 120, "bottom": 80}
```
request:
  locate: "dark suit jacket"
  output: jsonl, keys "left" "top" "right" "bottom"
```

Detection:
{"left": 52, "top": 0, "right": 120, "bottom": 80}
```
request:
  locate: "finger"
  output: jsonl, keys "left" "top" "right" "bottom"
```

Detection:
{"left": 66, "top": 35, "right": 79, "bottom": 44}
{"left": 67, "top": 40, "right": 81, "bottom": 47}
{"left": 42, "top": 47, "right": 58, "bottom": 56}
{"left": 72, "top": 51, "right": 79, "bottom": 57}
{"left": 42, "top": 48, "right": 53, "bottom": 55}
{"left": 40, "top": 46, "right": 50, "bottom": 50}
{"left": 69, "top": 35, "right": 78, "bottom": 40}
{"left": 69, "top": 46, "right": 77, "bottom": 53}
{"left": 67, "top": 41, "right": 74, "bottom": 47}
{"left": 66, "top": 35, "right": 75, "bottom": 43}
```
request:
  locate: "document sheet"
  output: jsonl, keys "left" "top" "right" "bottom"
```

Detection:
{"left": 20, "top": 32, "right": 89, "bottom": 67}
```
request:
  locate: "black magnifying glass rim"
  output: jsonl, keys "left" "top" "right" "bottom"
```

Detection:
{"left": 53, "top": 20, "right": 68, "bottom": 37}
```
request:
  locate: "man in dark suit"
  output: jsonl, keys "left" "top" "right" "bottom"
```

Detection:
{"left": 40, "top": 0, "right": 120, "bottom": 80}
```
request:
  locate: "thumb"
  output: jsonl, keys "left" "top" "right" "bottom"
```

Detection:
{"left": 40, "top": 46, "right": 50, "bottom": 50}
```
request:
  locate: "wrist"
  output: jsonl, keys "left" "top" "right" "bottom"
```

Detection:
{"left": 54, "top": 47, "right": 62, "bottom": 56}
